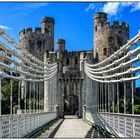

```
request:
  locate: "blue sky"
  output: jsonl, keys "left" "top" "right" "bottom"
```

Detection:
{"left": 1, "top": 2, "right": 140, "bottom": 51}
{"left": 1, "top": 2, "right": 140, "bottom": 87}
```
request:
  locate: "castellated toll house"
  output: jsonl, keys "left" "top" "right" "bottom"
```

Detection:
{"left": 19, "top": 12, "right": 130, "bottom": 116}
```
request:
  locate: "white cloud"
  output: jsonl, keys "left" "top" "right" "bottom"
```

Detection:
{"left": 130, "top": 3, "right": 140, "bottom": 12}
{"left": 103, "top": 2, "right": 120, "bottom": 16}
{"left": 85, "top": 2, "right": 140, "bottom": 17}
{"left": 0, "top": 25, "right": 12, "bottom": 30}
{"left": 23, "top": 3, "right": 48, "bottom": 9}
{"left": 85, "top": 3, "right": 103, "bottom": 13}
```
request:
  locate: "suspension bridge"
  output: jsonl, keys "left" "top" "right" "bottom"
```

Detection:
{"left": 0, "top": 28, "right": 140, "bottom": 138}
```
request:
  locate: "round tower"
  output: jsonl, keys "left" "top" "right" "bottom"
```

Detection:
{"left": 56, "top": 39, "right": 66, "bottom": 52}
{"left": 93, "top": 12, "right": 129, "bottom": 62}
{"left": 94, "top": 12, "right": 107, "bottom": 61}
{"left": 41, "top": 17, "right": 55, "bottom": 34}
{"left": 41, "top": 17, "right": 55, "bottom": 51}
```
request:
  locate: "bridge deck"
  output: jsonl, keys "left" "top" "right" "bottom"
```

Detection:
{"left": 54, "top": 115, "right": 92, "bottom": 138}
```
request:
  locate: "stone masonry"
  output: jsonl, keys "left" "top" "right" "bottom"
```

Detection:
{"left": 20, "top": 12, "right": 131, "bottom": 117}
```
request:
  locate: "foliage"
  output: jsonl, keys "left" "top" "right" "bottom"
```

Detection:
{"left": 1, "top": 79, "right": 18, "bottom": 114}
{"left": 134, "top": 105, "right": 140, "bottom": 114}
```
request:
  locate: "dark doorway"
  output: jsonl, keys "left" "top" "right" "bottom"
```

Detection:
{"left": 64, "top": 94, "right": 78, "bottom": 115}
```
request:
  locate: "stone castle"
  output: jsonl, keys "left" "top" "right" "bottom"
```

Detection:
{"left": 20, "top": 12, "right": 129, "bottom": 115}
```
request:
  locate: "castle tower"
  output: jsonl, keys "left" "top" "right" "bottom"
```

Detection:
{"left": 94, "top": 12, "right": 129, "bottom": 62}
{"left": 56, "top": 39, "right": 66, "bottom": 72}
{"left": 56, "top": 39, "right": 66, "bottom": 52}
{"left": 19, "top": 17, "right": 55, "bottom": 61}
{"left": 42, "top": 17, "right": 55, "bottom": 52}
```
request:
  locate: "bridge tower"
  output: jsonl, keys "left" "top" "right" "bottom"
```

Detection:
{"left": 93, "top": 12, "right": 129, "bottom": 62}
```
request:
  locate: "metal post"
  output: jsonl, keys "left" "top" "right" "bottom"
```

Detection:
{"left": 29, "top": 82, "right": 31, "bottom": 113}
{"left": 36, "top": 82, "right": 38, "bottom": 113}
{"left": 100, "top": 83, "right": 101, "bottom": 112}
{"left": 102, "top": 83, "right": 104, "bottom": 112}
{"left": 40, "top": 82, "right": 44, "bottom": 112}
{"left": 131, "top": 80, "right": 134, "bottom": 114}
{"left": 33, "top": 82, "right": 35, "bottom": 113}
{"left": 101, "top": 83, "right": 103, "bottom": 112}
{"left": 108, "top": 83, "right": 110, "bottom": 112}
{"left": 37, "top": 82, "right": 41, "bottom": 112}
{"left": 41, "top": 82, "right": 44, "bottom": 110}
{"left": 117, "top": 81, "right": 119, "bottom": 113}
{"left": 105, "top": 83, "right": 107, "bottom": 112}
{"left": 10, "top": 80, "right": 13, "bottom": 115}
{"left": 38, "top": 82, "right": 40, "bottom": 112}
{"left": 24, "top": 81, "right": 26, "bottom": 114}
{"left": 112, "top": 83, "right": 115, "bottom": 113}
{"left": 99, "top": 83, "right": 101, "bottom": 112}
{"left": 0, "top": 78, "right": 2, "bottom": 115}
{"left": 124, "top": 82, "right": 126, "bottom": 114}
{"left": 18, "top": 81, "right": 21, "bottom": 112}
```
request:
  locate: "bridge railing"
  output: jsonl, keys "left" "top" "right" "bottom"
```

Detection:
{"left": 99, "top": 112, "right": 140, "bottom": 137}
{"left": 0, "top": 112, "right": 56, "bottom": 138}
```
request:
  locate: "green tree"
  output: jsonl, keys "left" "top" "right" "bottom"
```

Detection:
{"left": 1, "top": 79, "right": 18, "bottom": 115}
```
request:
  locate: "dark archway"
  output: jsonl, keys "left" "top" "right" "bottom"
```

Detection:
{"left": 64, "top": 94, "right": 78, "bottom": 115}
{"left": 66, "top": 58, "right": 70, "bottom": 65}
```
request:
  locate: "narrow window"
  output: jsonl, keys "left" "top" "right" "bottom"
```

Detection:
{"left": 103, "top": 48, "right": 107, "bottom": 55}
{"left": 117, "top": 36, "right": 123, "bottom": 47}
{"left": 108, "top": 37, "right": 113, "bottom": 43}
{"left": 66, "top": 58, "right": 70, "bottom": 65}
{"left": 38, "top": 40, "right": 42, "bottom": 48}
{"left": 75, "top": 57, "right": 78, "bottom": 64}
{"left": 101, "top": 22, "right": 104, "bottom": 27}
{"left": 95, "top": 26, "right": 97, "bottom": 32}
{"left": 114, "top": 47, "right": 117, "bottom": 52}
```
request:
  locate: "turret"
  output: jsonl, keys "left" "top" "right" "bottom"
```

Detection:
{"left": 56, "top": 39, "right": 66, "bottom": 52}
{"left": 41, "top": 17, "right": 55, "bottom": 52}
{"left": 41, "top": 17, "right": 55, "bottom": 34}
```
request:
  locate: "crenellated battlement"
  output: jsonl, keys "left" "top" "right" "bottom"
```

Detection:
{"left": 95, "top": 20, "right": 129, "bottom": 33}
{"left": 35, "top": 27, "right": 41, "bottom": 34}
{"left": 20, "top": 27, "right": 44, "bottom": 36}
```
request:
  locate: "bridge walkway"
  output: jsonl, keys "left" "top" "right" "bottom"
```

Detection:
{"left": 54, "top": 115, "right": 91, "bottom": 138}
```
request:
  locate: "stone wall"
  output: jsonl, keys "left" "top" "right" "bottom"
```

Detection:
{"left": 94, "top": 12, "right": 129, "bottom": 62}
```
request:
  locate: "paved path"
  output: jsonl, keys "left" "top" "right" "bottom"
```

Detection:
{"left": 54, "top": 116, "right": 92, "bottom": 138}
